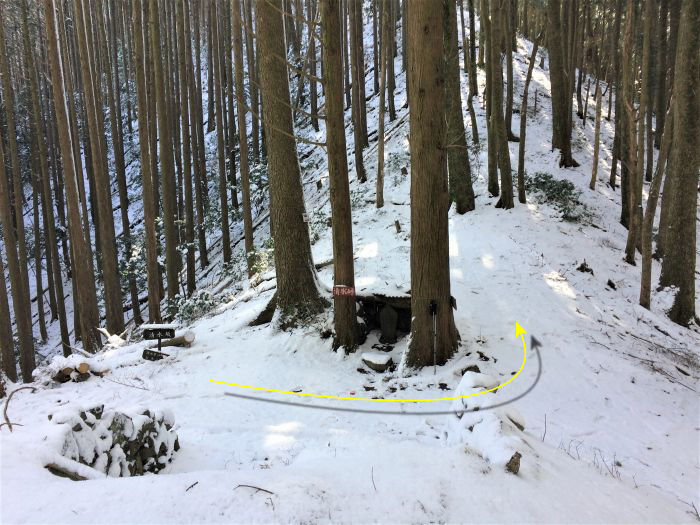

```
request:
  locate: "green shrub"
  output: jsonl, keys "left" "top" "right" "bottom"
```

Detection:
{"left": 524, "top": 172, "right": 591, "bottom": 222}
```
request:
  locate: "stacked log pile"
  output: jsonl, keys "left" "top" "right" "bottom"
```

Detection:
{"left": 52, "top": 362, "right": 106, "bottom": 383}
{"left": 46, "top": 405, "right": 179, "bottom": 479}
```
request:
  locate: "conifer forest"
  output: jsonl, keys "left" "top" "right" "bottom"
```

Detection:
{"left": 0, "top": 0, "right": 698, "bottom": 522}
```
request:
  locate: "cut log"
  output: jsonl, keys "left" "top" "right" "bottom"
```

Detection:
{"left": 147, "top": 331, "right": 195, "bottom": 349}
{"left": 45, "top": 463, "right": 88, "bottom": 481}
{"left": 77, "top": 363, "right": 90, "bottom": 374}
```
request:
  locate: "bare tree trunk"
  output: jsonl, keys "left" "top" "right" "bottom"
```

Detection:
{"left": 504, "top": 0, "right": 518, "bottom": 141}
{"left": 210, "top": 1, "right": 232, "bottom": 264}
{"left": 445, "top": 0, "right": 475, "bottom": 213}
{"left": 133, "top": 0, "right": 161, "bottom": 323}
{"left": 482, "top": 0, "right": 499, "bottom": 197}
{"left": 149, "top": 0, "right": 181, "bottom": 304}
{"left": 517, "top": 34, "right": 541, "bottom": 203}
{"left": 45, "top": 0, "right": 102, "bottom": 353}
{"left": 256, "top": 0, "right": 325, "bottom": 321}
{"left": 244, "top": 0, "right": 261, "bottom": 162}
{"left": 640, "top": 98, "right": 673, "bottom": 310}
{"left": 547, "top": 0, "right": 578, "bottom": 167}
{"left": 98, "top": 0, "right": 143, "bottom": 326}
{"left": 654, "top": 0, "right": 668, "bottom": 149}
{"left": 320, "top": 0, "right": 358, "bottom": 351}
{"left": 659, "top": 0, "right": 699, "bottom": 325}
{"left": 232, "top": 0, "right": 255, "bottom": 275}
{"left": 589, "top": 81, "right": 602, "bottom": 190}
{"left": 0, "top": 5, "right": 33, "bottom": 346}
{"left": 406, "top": 0, "right": 459, "bottom": 369}
{"left": 21, "top": 0, "right": 70, "bottom": 356}
{"left": 0, "top": 246, "right": 17, "bottom": 381}
{"left": 622, "top": 0, "right": 640, "bottom": 265}
{"left": 73, "top": 0, "right": 125, "bottom": 334}
{"left": 0, "top": 135, "right": 36, "bottom": 381}
{"left": 177, "top": 0, "right": 196, "bottom": 296}
{"left": 492, "top": 0, "right": 514, "bottom": 209}
{"left": 376, "top": 0, "right": 390, "bottom": 209}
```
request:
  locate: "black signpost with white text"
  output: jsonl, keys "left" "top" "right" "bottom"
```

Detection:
{"left": 142, "top": 324, "right": 176, "bottom": 361}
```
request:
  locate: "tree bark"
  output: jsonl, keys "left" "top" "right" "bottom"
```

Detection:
{"left": 376, "top": 0, "right": 389, "bottom": 208}
{"left": 659, "top": 0, "right": 699, "bottom": 325}
{"left": 132, "top": 0, "right": 161, "bottom": 323}
{"left": 546, "top": 0, "right": 578, "bottom": 167}
{"left": 73, "top": 0, "right": 125, "bottom": 334}
{"left": 640, "top": 98, "right": 673, "bottom": 310}
{"left": 445, "top": 0, "right": 475, "bottom": 213}
{"left": 320, "top": 0, "right": 358, "bottom": 351}
{"left": 232, "top": 0, "right": 256, "bottom": 275}
{"left": 517, "top": 34, "right": 541, "bottom": 203}
{"left": 406, "top": 0, "right": 459, "bottom": 369}
{"left": 256, "top": 0, "right": 325, "bottom": 322}
{"left": 45, "top": 0, "right": 101, "bottom": 354}
{"left": 0, "top": 245, "right": 17, "bottom": 382}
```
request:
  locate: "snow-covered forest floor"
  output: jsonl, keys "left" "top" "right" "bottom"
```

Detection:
{"left": 2, "top": 14, "right": 699, "bottom": 525}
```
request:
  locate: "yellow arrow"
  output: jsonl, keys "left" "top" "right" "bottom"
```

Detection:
{"left": 210, "top": 323, "right": 528, "bottom": 403}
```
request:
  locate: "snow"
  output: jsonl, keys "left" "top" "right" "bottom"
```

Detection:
{"left": 360, "top": 352, "right": 392, "bottom": 366}
{"left": 2, "top": 8, "right": 699, "bottom": 525}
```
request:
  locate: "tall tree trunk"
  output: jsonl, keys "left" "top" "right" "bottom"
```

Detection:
{"left": 406, "top": 0, "right": 459, "bottom": 369}
{"left": 207, "top": 3, "right": 215, "bottom": 131}
{"left": 256, "top": 0, "right": 325, "bottom": 321}
{"left": 186, "top": 0, "right": 209, "bottom": 269}
{"left": 0, "top": 4, "right": 33, "bottom": 347}
{"left": 547, "top": 0, "right": 578, "bottom": 167}
{"left": 31, "top": 154, "right": 48, "bottom": 343}
{"left": 445, "top": 0, "right": 475, "bottom": 213}
{"left": 177, "top": 0, "right": 196, "bottom": 296}
{"left": 653, "top": 0, "right": 668, "bottom": 149}
{"left": 98, "top": 0, "right": 143, "bottom": 326}
{"left": 492, "top": 0, "right": 514, "bottom": 209}
{"left": 0, "top": 135, "right": 36, "bottom": 381}
{"left": 211, "top": 1, "right": 232, "bottom": 264}
{"left": 482, "top": 0, "right": 499, "bottom": 197}
{"left": 132, "top": 0, "right": 161, "bottom": 323}
{"left": 589, "top": 81, "right": 602, "bottom": 190}
{"left": 232, "top": 0, "right": 255, "bottom": 275}
{"left": 386, "top": 0, "right": 396, "bottom": 122}
{"left": 624, "top": 0, "right": 649, "bottom": 265}
{"left": 244, "top": 0, "right": 261, "bottom": 162}
{"left": 24, "top": 0, "right": 69, "bottom": 356}
{"left": 73, "top": 0, "right": 125, "bottom": 334}
{"left": 320, "top": 0, "right": 358, "bottom": 351}
{"left": 659, "top": 0, "right": 699, "bottom": 325}
{"left": 640, "top": 98, "right": 673, "bottom": 310}
{"left": 376, "top": 0, "right": 390, "bottom": 209}
{"left": 149, "top": 0, "right": 181, "bottom": 305}
{"left": 348, "top": 0, "right": 367, "bottom": 182}
{"left": 45, "top": 0, "right": 101, "bottom": 354}
{"left": 0, "top": 245, "right": 17, "bottom": 382}
{"left": 517, "top": 34, "right": 541, "bottom": 203}
{"left": 504, "top": 0, "right": 518, "bottom": 141}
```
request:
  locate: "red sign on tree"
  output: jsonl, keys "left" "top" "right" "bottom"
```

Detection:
{"left": 333, "top": 285, "right": 355, "bottom": 297}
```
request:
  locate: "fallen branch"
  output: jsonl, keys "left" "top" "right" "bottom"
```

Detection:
{"left": 234, "top": 484, "right": 275, "bottom": 495}
{"left": 3, "top": 386, "right": 36, "bottom": 432}
{"left": 103, "top": 377, "right": 150, "bottom": 391}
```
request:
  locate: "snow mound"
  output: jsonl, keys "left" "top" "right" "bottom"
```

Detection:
{"left": 44, "top": 405, "right": 179, "bottom": 479}
{"left": 446, "top": 372, "right": 524, "bottom": 471}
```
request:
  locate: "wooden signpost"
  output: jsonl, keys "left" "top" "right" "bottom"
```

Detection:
{"left": 141, "top": 324, "right": 177, "bottom": 361}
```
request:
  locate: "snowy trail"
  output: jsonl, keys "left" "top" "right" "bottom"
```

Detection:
{"left": 3, "top": 14, "right": 699, "bottom": 525}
